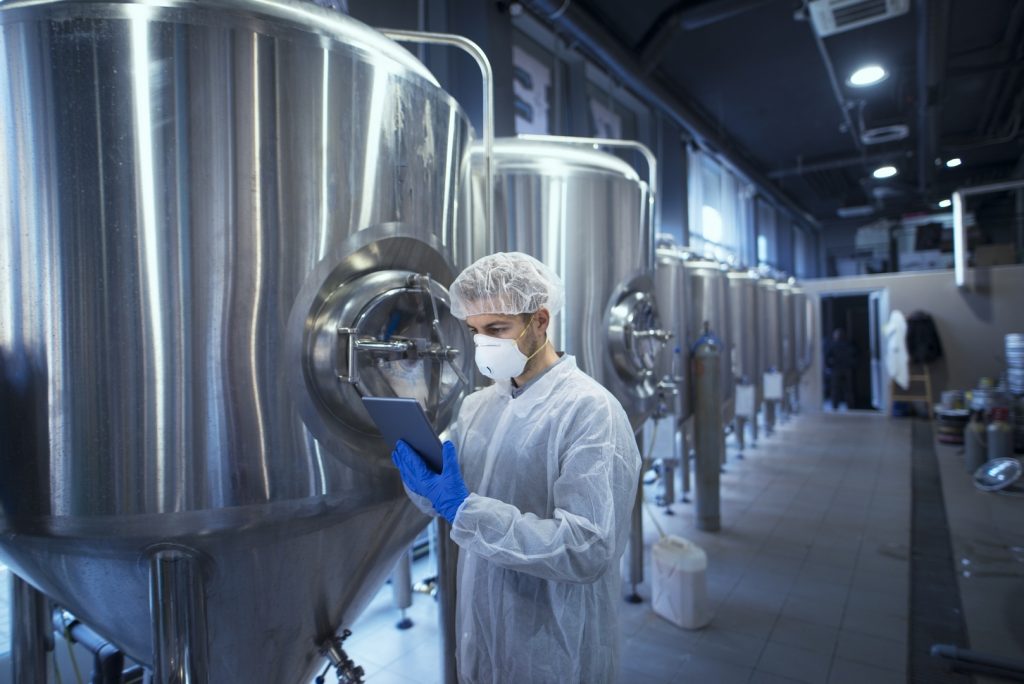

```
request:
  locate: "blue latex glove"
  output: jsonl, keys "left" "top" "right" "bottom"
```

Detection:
{"left": 391, "top": 439, "right": 469, "bottom": 524}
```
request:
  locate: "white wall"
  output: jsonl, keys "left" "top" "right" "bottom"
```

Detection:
{"left": 799, "top": 264, "right": 1024, "bottom": 411}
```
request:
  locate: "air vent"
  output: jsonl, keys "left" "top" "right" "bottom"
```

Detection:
{"left": 861, "top": 124, "right": 910, "bottom": 145}
{"left": 809, "top": 0, "right": 910, "bottom": 37}
{"left": 837, "top": 205, "right": 874, "bottom": 219}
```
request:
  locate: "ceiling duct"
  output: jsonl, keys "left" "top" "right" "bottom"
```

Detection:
{"left": 861, "top": 124, "right": 910, "bottom": 145}
{"left": 809, "top": 0, "right": 910, "bottom": 37}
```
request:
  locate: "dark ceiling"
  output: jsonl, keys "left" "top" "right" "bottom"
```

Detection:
{"left": 537, "top": 0, "right": 1024, "bottom": 228}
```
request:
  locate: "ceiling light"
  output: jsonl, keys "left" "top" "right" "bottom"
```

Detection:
{"left": 849, "top": 65, "right": 887, "bottom": 87}
{"left": 939, "top": 199, "right": 952, "bottom": 208}
{"left": 872, "top": 165, "right": 897, "bottom": 179}
{"left": 946, "top": 157, "right": 962, "bottom": 168}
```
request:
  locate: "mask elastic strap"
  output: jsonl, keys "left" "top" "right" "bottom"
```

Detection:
{"left": 525, "top": 337, "right": 550, "bottom": 362}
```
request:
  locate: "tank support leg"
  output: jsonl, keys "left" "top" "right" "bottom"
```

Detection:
{"left": 12, "top": 574, "right": 50, "bottom": 684}
{"left": 437, "top": 520, "right": 459, "bottom": 684}
{"left": 626, "top": 431, "right": 644, "bottom": 603}
{"left": 391, "top": 548, "right": 414, "bottom": 630}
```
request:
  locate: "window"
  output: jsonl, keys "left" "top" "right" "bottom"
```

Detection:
{"left": 513, "top": 43, "right": 553, "bottom": 135}
{"left": 686, "top": 147, "right": 753, "bottom": 264}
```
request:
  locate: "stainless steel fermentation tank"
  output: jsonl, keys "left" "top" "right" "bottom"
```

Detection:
{"left": 684, "top": 257, "right": 734, "bottom": 424}
{"left": 653, "top": 248, "right": 733, "bottom": 510}
{"left": 727, "top": 269, "right": 760, "bottom": 450}
{"left": 464, "top": 136, "right": 670, "bottom": 602}
{"left": 654, "top": 251, "right": 734, "bottom": 418}
{"left": 758, "top": 277, "right": 783, "bottom": 431}
{"left": 793, "top": 286, "right": 813, "bottom": 375}
{"left": 0, "top": 2, "right": 476, "bottom": 682}
{"left": 779, "top": 280, "right": 812, "bottom": 413}
{"left": 790, "top": 286, "right": 813, "bottom": 410}
{"left": 466, "top": 137, "right": 670, "bottom": 428}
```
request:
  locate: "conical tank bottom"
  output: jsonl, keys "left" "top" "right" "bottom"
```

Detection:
{"left": 0, "top": 493, "right": 428, "bottom": 682}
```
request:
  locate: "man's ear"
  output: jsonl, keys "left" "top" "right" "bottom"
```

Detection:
{"left": 534, "top": 308, "right": 550, "bottom": 334}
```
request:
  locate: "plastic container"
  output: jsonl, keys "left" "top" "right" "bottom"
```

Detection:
{"left": 651, "top": 535, "right": 711, "bottom": 630}
{"left": 965, "top": 416, "right": 987, "bottom": 474}
{"left": 987, "top": 407, "right": 1013, "bottom": 462}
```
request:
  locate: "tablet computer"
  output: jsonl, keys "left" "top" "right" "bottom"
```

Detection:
{"left": 361, "top": 396, "right": 444, "bottom": 473}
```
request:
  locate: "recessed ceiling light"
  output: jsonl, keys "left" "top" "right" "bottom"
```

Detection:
{"left": 939, "top": 198, "right": 952, "bottom": 208}
{"left": 872, "top": 165, "right": 897, "bottom": 179}
{"left": 849, "top": 65, "right": 887, "bottom": 87}
{"left": 946, "top": 157, "right": 962, "bottom": 168}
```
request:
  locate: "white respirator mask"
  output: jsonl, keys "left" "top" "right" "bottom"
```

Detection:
{"left": 473, "top": 315, "right": 545, "bottom": 380}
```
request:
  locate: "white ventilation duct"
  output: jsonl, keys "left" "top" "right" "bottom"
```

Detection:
{"left": 809, "top": 0, "right": 910, "bottom": 37}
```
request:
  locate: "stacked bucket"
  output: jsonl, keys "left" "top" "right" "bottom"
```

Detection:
{"left": 1007, "top": 334, "right": 1024, "bottom": 452}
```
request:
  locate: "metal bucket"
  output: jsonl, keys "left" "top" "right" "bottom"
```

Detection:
{"left": 0, "top": 1, "right": 474, "bottom": 680}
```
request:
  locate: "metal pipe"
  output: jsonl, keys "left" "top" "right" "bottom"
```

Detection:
{"left": 11, "top": 574, "right": 49, "bottom": 684}
{"left": 693, "top": 330, "right": 722, "bottom": 532}
{"left": 953, "top": 178, "right": 1024, "bottom": 288}
{"left": 676, "top": 414, "right": 690, "bottom": 503}
{"left": 148, "top": 547, "right": 209, "bottom": 684}
{"left": 380, "top": 30, "right": 494, "bottom": 241}
{"left": 436, "top": 519, "right": 459, "bottom": 684}
{"left": 807, "top": 21, "right": 863, "bottom": 158}
{"left": 518, "top": 0, "right": 819, "bottom": 231}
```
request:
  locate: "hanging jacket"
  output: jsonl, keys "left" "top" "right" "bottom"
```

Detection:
{"left": 906, "top": 311, "right": 943, "bottom": 364}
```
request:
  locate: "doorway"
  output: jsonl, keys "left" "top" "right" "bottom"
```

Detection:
{"left": 819, "top": 292, "right": 887, "bottom": 411}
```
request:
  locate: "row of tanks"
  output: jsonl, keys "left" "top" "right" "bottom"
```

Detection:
{"left": 0, "top": 1, "right": 812, "bottom": 681}
{"left": 653, "top": 246, "right": 815, "bottom": 518}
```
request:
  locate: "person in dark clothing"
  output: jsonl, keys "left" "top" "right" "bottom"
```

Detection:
{"left": 825, "top": 328, "right": 857, "bottom": 410}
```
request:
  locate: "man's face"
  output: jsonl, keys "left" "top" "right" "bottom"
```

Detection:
{"left": 465, "top": 313, "right": 531, "bottom": 342}
{"left": 465, "top": 312, "right": 547, "bottom": 361}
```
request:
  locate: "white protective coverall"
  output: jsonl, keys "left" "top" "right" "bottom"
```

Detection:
{"left": 410, "top": 355, "right": 640, "bottom": 683}
{"left": 883, "top": 309, "right": 910, "bottom": 390}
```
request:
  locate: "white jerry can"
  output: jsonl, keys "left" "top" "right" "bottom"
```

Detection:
{"left": 651, "top": 535, "right": 712, "bottom": 630}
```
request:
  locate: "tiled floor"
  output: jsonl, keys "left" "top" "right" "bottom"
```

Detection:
{"left": 336, "top": 410, "right": 914, "bottom": 683}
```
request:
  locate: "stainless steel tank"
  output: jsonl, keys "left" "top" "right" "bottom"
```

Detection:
{"left": 792, "top": 287, "right": 813, "bottom": 375}
{"left": 758, "top": 277, "right": 783, "bottom": 376}
{"left": 778, "top": 281, "right": 797, "bottom": 388}
{"left": 727, "top": 270, "right": 761, "bottom": 389}
{"left": 655, "top": 248, "right": 693, "bottom": 420}
{"left": 465, "top": 137, "right": 669, "bottom": 429}
{"left": 0, "top": 2, "right": 474, "bottom": 681}
{"left": 727, "top": 269, "right": 760, "bottom": 434}
{"left": 683, "top": 255, "right": 734, "bottom": 423}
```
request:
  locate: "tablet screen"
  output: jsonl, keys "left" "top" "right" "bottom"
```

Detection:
{"left": 362, "top": 396, "right": 444, "bottom": 473}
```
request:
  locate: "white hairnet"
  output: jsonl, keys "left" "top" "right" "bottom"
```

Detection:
{"left": 449, "top": 252, "right": 565, "bottom": 320}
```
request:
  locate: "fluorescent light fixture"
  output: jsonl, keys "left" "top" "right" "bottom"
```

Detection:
{"left": 946, "top": 157, "right": 962, "bottom": 168}
{"left": 872, "top": 165, "right": 897, "bottom": 179}
{"left": 938, "top": 198, "right": 951, "bottom": 208}
{"left": 849, "top": 64, "right": 887, "bottom": 87}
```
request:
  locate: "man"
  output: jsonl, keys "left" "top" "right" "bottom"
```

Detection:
{"left": 391, "top": 252, "right": 641, "bottom": 683}
{"left": 825, "top": 327, "right": 857, "bottom": 410}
